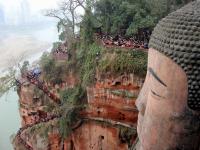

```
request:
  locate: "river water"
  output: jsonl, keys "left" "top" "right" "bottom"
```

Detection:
{"left": 0, "top": 90, "right": 20, "bottom": 150}
{"left": 0, "top": 22, "right": 58, "bottom": 150}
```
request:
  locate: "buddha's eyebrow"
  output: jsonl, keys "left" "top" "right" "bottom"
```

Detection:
{"left": 148, "top": 67, "right": 167, "bottom": 87}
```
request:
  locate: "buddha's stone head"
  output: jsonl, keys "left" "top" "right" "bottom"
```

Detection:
{"left": 136, "top": 1, "right": 200, "bottom": 150}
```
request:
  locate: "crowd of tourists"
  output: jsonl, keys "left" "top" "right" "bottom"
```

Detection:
{"left": 26, "top": 71, "right": 61, "bottom": 104}
{"left": 96, "top": 34, "right": 149, "bottom": 49}
{"left": 16, "top": 114, "right": 61, "bottom": 150}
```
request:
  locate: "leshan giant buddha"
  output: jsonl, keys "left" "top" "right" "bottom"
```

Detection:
{"left": 136, "top": 1, "right": 200, "bottom": 150}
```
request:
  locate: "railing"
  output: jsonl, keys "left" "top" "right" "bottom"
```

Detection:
{"left": 83, "top": 116, "right": 137, "bottom": 129}
{"left": 16, "top": 114, "right": 62, "bottom": 150}
{"left": 15, "top": 72, "right": 63, "bottom": 149}
{"left": 26, "top": 72, "right": 61, "bottom": 104}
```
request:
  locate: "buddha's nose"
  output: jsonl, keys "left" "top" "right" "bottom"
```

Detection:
{"left": 136, "top": 74, "right": 149, "bottom": 116}
{"left": 136, "top": 94, "right": 146, "bottom": 116}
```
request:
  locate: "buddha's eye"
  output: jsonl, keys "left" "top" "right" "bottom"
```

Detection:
{"left": 151, "top": 90, "right": 164, "bottom": 99}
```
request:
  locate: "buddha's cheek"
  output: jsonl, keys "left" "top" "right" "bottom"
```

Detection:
{"left": 137, "top": 113, "right": 144, "bottom": 139}
{"left": 140, "top": 123, "right": 159, "bottom": 149}
{"left": 138, "top": 96, "right": 170, "bottom": 149}
{"left": 137, "top": 108, "right": 160, "bottom": 150}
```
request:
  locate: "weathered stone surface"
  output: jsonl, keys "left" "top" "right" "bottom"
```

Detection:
{"left": 149, "top": 1, "right": 200, "bottom": 110}
{"left": 14, "top": 69, "right": 141, "bottom": 149}
{"left": 136, "top": 49, "right": 200, "bottom": 150}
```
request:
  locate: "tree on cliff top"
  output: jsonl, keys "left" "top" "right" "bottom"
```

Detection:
{"left": 0, "top": 59, "right": 30, "bottom": 98}
{"left": 146, "top": 0, "right": 195, "bottom": 23}
{"left": 93, "top": 0, "right": 194, "bottom": 37}
{"left": 94, "top": 0, "right": 154, "bottom": 36}
{"left": 0, "top": 68, "right": 16, "bottom": 97}
{"left": 45, "top": 0, "right": 195, "bottom": 43}
{"left": 45, "top": 0, "right": 87, "bottom": 43}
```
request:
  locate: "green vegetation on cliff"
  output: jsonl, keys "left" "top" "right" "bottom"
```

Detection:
{"left": 60, "top": 85, "right": 86, "bottom": 105}
{"left": 58, "top": 107, "right": 81, "bottom": 139}
{"left": 110, "top": 89, "right": 138, "bottom": 99}
{"left": 78, "top": 43, "right": 103, "bottom": 87}
{"left": 98, "top": 50, "right": 147, "bottom": 77}
{"left": 119, "top": 126, "right": 137, "bottom": 147}
{"left": 40, "top": 53, "right": 67, "bottom": 85}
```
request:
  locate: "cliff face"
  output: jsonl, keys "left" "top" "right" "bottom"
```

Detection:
{"left": 63, "top": 121, "right": 130, "bottom": 150}
{"left": 13, "top": 46, "right": 145, "bottom": 150}
{"left": 85, "top": 74, "right": 141, "bottom": 125}
{"left": 13, "top": 72, "right": 142, "bottom": 150}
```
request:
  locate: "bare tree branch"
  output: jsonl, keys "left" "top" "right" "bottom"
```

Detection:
{"left": 45, "top": 9, "right": 66, "bottom": 26}
{"left": 45, "top": 0, "right": 86, "bottom": 39}
{"left": 76, "top": 0, "right": 86, "bottom": 10}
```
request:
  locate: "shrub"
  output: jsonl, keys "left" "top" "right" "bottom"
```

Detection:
{"left": 40, "top": 53, "right": 67, "bottom": 84}
{"left": 58, "top": 108, "right": 80, "bottom": 139}
{"left": 98, "top": 50, "right": 147, "bottom": 77}
{"left": 60, "top": 85, "right": 86, "bottom": 105}
{"left": 52, "top": 42, "right": 62, "bottom": 51}
{"left": 78, "top": 43, "right": 103, "bottom": 87}
{"left": 119, "top": 127, "right": 137, "bottom": 147}
{"left": 110, "top": 89, "right": 138, "bottom": 99}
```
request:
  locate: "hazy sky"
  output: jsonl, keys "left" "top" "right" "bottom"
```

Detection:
{"left": 0, "top": 0, "right": 60, "bottom": 70}
{"left": 0, "top": 0, "right": 60, "bottom": 12}
{"left": 0, "top": 0, "right": 63, "bottom": 25}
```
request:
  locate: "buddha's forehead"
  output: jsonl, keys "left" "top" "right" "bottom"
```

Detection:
{"left": 149, "top": 1, "right": 200, "bottom": 110}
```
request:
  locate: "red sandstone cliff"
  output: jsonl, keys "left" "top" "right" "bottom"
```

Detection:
{"left": 13, "top": 71, "right": 142, "bottom": 150}
{"left": 13, "top": 44, "right": 144, "bottom": 150}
